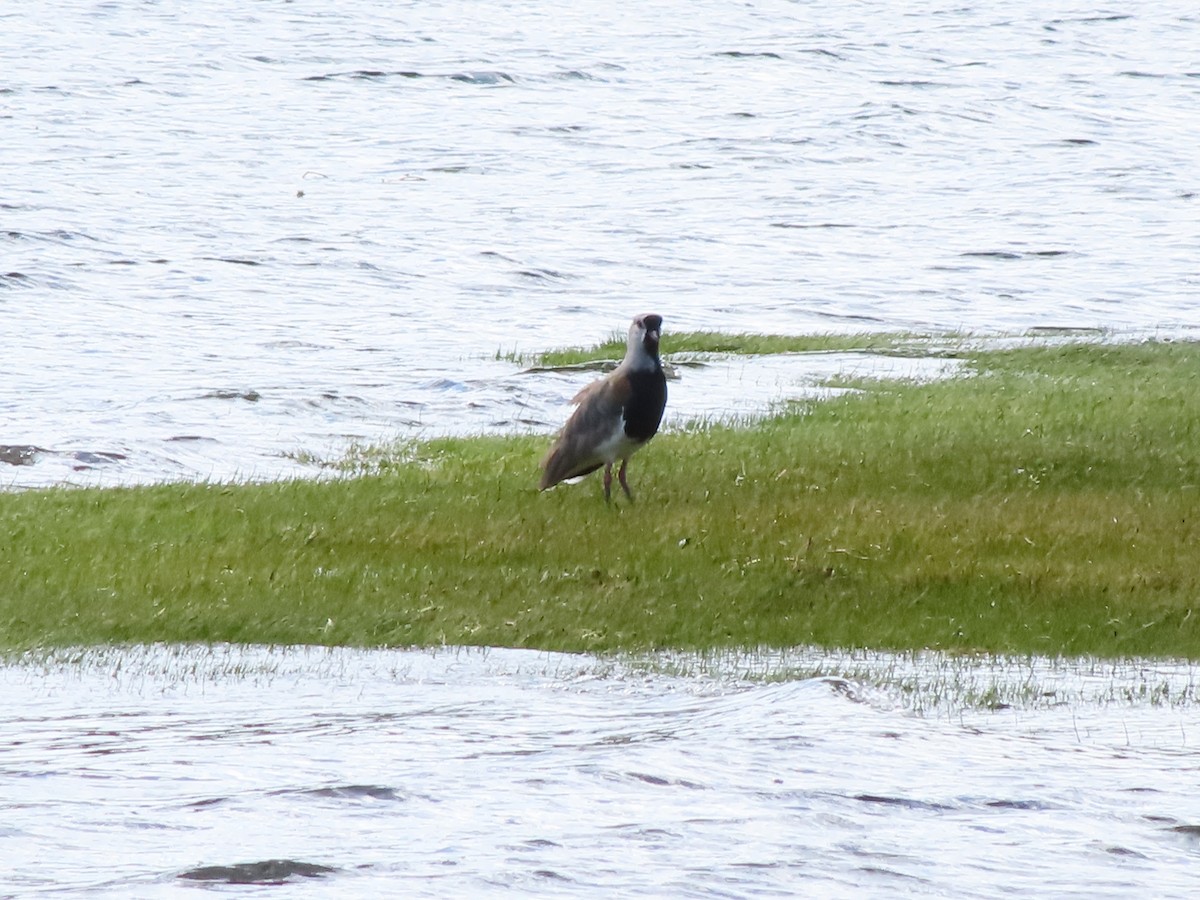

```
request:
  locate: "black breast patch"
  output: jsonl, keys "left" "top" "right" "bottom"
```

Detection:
{"left": 622, "top": 367, "right": 667, "bottom": 443}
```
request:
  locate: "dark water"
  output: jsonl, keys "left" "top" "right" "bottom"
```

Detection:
{"left": 3, "top": 1, "right": 1198, "bottom": 486}
{"left": 2, "top": 645, "right": 1198, "bottom": 897}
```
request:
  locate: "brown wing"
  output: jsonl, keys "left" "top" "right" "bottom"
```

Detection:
{"left": 538, "top": 372, "right": 633, "bottom": 490}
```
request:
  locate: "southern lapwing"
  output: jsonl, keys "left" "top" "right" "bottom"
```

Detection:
{"left": 539, "top": 313, "right": 668, "bottom": 502}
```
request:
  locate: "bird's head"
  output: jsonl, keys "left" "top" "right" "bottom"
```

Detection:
{"left": 627, "top": 313, "right": 663, "bottom": 364}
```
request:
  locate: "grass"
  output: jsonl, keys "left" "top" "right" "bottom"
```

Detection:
{"left": 2, "top": 338, "right": 1198, "bottom": 658}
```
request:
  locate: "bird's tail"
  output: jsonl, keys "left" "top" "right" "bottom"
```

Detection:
{"left": 538, "top": 445, "right": 568, "bottom": 491}
{"left": 538, "top": 443, "right": 601, "bottom": 491}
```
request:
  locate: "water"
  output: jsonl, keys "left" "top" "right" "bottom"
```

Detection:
{"left": 1, "top": 645, "right": 1198, "bottom": 897}
{"left": 4, "top": 5, "right": 1200, "bottom": 894}
{"left": 3, "top": 1, "right": 1198, "bottom": 486}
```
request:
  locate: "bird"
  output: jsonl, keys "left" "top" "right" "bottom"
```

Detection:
{"left": 539, "top": 313, "right": 668, "bottom": 502}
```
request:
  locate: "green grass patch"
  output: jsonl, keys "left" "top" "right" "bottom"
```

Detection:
{"left": 3, "top": 339, "right": 1198, "bottom": 658}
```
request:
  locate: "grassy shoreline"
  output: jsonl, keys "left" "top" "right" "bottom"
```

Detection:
{"left": 3, "top": 337, "right": 1198, "bottom": 658}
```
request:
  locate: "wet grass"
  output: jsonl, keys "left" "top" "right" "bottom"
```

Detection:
{"left": 2, "top": 339, "right": 1198, "bottom": 658}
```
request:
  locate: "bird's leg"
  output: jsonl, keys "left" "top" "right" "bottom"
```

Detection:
{"left": 602, "top": 462, "right": 613, "bottom": 503}
{"left": 618, "top": 459, "right": 633, "bottom": 501}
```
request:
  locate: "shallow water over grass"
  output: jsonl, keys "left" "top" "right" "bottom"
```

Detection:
{"left": 4, "top": 645, "right": 1198, "bottom": 897}
{"left": 0, "top": 346, "right": 961, "bottom": 489}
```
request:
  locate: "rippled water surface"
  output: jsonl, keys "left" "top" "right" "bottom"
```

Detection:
{"left": 2, "top": 645, "right": 1199, "bottom": 897}
{"left": 4, "top": 0, "right": 1199, "bottom": 486}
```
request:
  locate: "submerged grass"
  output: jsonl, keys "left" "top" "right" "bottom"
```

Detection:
{"left": 10, "top": 644, "right": 1198, "bottom": 715}
{"left": 2, "top": 339, "right": 1198, "bottom": 658}
{"left": 501, "top": 330, "right": 928, "bottom": 367}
